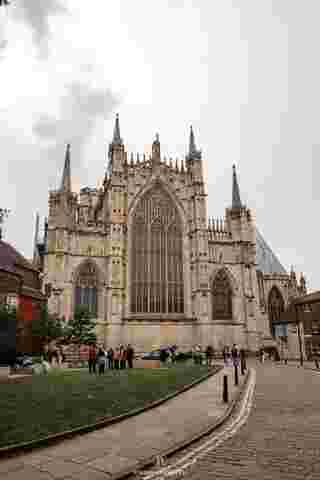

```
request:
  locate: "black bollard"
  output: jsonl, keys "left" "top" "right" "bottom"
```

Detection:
{"left": 223, "top": 374, "right": 228, "bottom": 403}
{"left": 234, "top": 364, "right": 239, "bottom": 386}
{"left": 241, "top": 360, "right": 245, "bottom": 375}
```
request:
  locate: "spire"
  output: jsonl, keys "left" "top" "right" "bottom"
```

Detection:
{"left": 33, "top": 212, "right": 40, "bottom": 262}
{"left": 152, "top": 133, "right": 161, "bottom": 163}
{"left": 232, "top": 164, "right": 242, "bottom": 209}
{"left": 187, "top": 125, "right": 201, "bottom": 161}
{"left": 61, "top": 144, "right": 71, "bottom": 192}
{"left": 112, "top": 113, "right": 122, "bottom": 145}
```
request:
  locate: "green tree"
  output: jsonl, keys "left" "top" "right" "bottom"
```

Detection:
{"left": 31, "top": 304, "right": 65, "bottom": 355}
{"left": 0, "top": 302, "right": 17, "bottom": 322}
{"left": 65, "top": 306, "right": 97, "bottom": 346}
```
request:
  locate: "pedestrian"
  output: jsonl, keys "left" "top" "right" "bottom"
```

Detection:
{"left": 283, "top": 346, "right": 288, "bottom": 365}
{"left": 231, "top": 343, "right": 240, "bottom": 367}
{"left": 313, "top": 349, "right": 320, "bottom": 369}
{"left": 97, "top": 346, "right": 106, "bottom": 375}
{"left": 225, "top": 346, "right": 232, "bottom": 366}
{"left": 88, "top": 343, "right": 97, "bottom": 374}
{"left": 119, "top": 345, "right": 124, "bottom": 370}
{"left": 126, "top": 344, "right": 134, "bottom": 369}
{"left": 260, "top": 348, "right": 265, "bottom": 364}
{"left": 222, "top": 346, "right": 227, "bottom": 365}
{"left": 240, "top": 347, "right": 247, "bottom": 372}
{"left": 107, "top": 347, "right": 114, "bottom": 369}
{"left": 114, "top": 347, "right": 120, "bottom": 370}
{"left": 122, "top": 345, "right": 127, "bottom": 369}
{"left": 205, "top": 345, "right": 213, "bottom": 367}
{"left": 195, "top": 345, "right": 202, "bottom": 365}
{"left": 192, "top": 345, "right": 197, "bottom": 365}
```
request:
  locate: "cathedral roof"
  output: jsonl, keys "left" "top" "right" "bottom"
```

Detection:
{"left": 255, "top": 229, "right": 287, "bottom": 275}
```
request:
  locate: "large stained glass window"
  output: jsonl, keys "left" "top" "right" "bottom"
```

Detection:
{"left": 130, "top": 186, "right": 184, "bottom": 315}
{"left": 75, "top": 261, "right": 98, "bottom": 316}
{"left": 212, "top": 269, "right": 233, "bottom": 320}
{"left": 268, "top": 286, "right": 284, "bottom": 337}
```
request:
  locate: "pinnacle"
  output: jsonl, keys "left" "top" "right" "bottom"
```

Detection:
{"left": 232, "top": 164, "right": 242, "bottom": 209}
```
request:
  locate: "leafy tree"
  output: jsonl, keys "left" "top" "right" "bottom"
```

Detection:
{"left": 31, "top": 304, "right": 65, "bottom": 354}
{"left": 0, "top": 302, "right": 17, "bottom": 322}
{"left": 65, "top": 306, "right": 97, "bottom": 346}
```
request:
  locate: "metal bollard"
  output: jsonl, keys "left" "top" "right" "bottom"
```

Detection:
{"left": 241, "top": 360, "right": 245, "bottom": 375}
{"left": 223, "top": 374, "right": 228, "bottom": 403}
{"left": 234, "top": 363, "right": 239, "bottom": 386}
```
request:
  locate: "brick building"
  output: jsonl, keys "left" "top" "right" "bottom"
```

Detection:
{"left": 0, "top": 239, "right": 46, "bottom": 354}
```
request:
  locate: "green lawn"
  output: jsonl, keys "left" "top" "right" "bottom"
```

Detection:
{"left": 0, "top": 364, "right": 218, "bottom": 448}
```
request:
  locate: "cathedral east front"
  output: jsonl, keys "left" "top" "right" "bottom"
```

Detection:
{"left": 35, "top": 115, "right": 307, "bottom": 353}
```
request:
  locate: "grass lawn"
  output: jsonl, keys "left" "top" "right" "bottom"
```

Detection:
{"left": 0, "top": 364, "right": 218, "bottom": 448}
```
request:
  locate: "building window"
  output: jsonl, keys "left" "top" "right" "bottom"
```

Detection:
{"left": 6, "top": 294, "right": 18, "bottom": 308}
{"left": 130, "top": 185, "right": 184, "bottom": 315}
{"left": 212, "top": 270, "right": 233, "bottom": 320}
{"left": 74, "top": 261, "right": 98, "bottom": 316}
{"left": 268, "top": 286, "right": 284, "bottom": 337}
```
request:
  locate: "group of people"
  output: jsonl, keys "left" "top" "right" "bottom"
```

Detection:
{"left": 88, "top": 344, "right": 135, "bottom": 375}
{"left": 192, "top": 345, "right": 215, "bottom": 366}
{"left": 223, "top": 344, "right": 247, "bottom": 371}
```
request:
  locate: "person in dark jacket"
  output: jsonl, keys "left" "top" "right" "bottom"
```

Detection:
{"left": 126, "top": 344, "right": 134, "bottom": 369}
{"left": 97, "top": 347, "right": 106, "bottom": 375}
{"left": 107, "top": 347, "right": 114, "bottom": 369}
{"left": 88, "top": 343, "right": 97, "bottom": 374}
{"left": 240, "top": 347, "right": 247, "bottom": 372}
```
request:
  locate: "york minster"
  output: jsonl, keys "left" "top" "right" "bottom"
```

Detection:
{"left": 34, "top": 115, "right": 307, "bottom": 352}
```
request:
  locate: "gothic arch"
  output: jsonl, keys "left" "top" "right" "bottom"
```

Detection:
{"left": 211, "top": 268, "right": 234, "bottom": 320}
{"left": 268, "top": 285, "right": 285, "bottom": 337}
{"left": 129, "top": 183, "right": 184, "bottom": 315}
{"left": 73, "top": 259, "right": 101, "bottom": 318}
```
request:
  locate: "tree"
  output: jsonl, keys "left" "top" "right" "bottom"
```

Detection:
{"left": 0, "top": 302, "right": 17, "bottom": 365}
{"left": 65, "top": 306, "right": 97, "bottom": 346}
{"left": 31, "top": 304, "right": 65, "bottom": 355}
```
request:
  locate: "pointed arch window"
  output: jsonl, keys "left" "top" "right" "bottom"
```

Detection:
{"left": 268, "top": 286, "right": 284, "bottom": 337}
{"left": 130, "top": 185, "right": 184, "bottom": 315}
{"left": 212, "top": 270, "right": 233, "bottom": 320}
{"left": 75, "top": 261, "right": 98, "bottom": 316}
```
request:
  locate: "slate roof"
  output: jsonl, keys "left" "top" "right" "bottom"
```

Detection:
{"left": 0, "top": 240, "right": 38, "bottom": 274}
{"left": 255, "top": 229, "right": 287, "bottom": 275}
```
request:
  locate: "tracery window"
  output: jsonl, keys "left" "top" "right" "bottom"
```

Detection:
{"left": 75, "top": 261, "right": 98, "bottom": 316}
{"left": 268, "top": 286, "right": 284, "bottom": 337}
{"left": 212, "top": 270, "right": 233, "bottom": 320}
{"left": 130, "top": 186, "right": 184, "bottom": 315}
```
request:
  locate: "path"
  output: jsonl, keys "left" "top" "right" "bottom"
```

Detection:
{"left": 185, "top": 361, "right": 320, "bottom": 480}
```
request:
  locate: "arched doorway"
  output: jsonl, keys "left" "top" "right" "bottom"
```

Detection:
{"left": 268, "top": 286, "right": 284, "bottom": 337}
{"left": 130, "top": 185, "right": 184, "bottom": 315}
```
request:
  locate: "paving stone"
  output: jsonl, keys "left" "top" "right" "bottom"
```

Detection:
{"left": 185, "top": 361, "right": 320, "bottom": 479}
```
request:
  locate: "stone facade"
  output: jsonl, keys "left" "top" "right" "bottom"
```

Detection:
{"left": 35, "top": 116, "right": 307, "bottom": 353}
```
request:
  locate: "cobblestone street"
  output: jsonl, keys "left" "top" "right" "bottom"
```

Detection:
{"left": 185, "top": 362, "right": 320, "bottom": 480}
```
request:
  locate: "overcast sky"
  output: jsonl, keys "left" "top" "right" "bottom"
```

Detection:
{"left": 0, "top": 0, "right": 319, "bottom": 291}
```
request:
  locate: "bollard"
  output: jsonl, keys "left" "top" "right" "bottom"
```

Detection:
{"left": 241, "top": 360, "right": 245, "bottom": 375}
{"left": 223, "top": 374, "right": 228, "bottom": 403}
{"left": 234, "top": 363, "right": 239, "bottom": 386}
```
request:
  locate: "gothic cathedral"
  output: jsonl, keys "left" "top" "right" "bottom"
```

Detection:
{"left": 34, "top": 115, "right": 307, "bottom": 352}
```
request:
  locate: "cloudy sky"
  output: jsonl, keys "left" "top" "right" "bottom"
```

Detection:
{"left": 0, "top": 0, "right": 319, "bottom": 291}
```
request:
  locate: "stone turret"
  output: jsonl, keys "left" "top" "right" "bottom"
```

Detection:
{"left": 108, "top": 114, "right": 125, "bottom": 175}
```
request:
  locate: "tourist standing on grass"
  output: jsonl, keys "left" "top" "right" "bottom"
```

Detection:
{"left": 119, "top": 345, "right": 124, "bottom": 369}
{"left": 97, "top": 346, "right": 106, "bottom": 375}
{"left": 114, "top": 347, "right": 120, "bottom": 370}
{"left": 88, "top": 343, "right": 97, "bottom": 374}
{"left": 126, "top": 344, "right": 134, "bottom": 368}
{"left": 107, "top": 347, "right": 114, "bottom": 369}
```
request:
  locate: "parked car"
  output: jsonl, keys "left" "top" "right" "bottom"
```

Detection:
{"left": 13, "top": 353, "right": 34, "bottom": 369}
{"left": 141, "top": 350, "right": 161, "bottom": 360}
